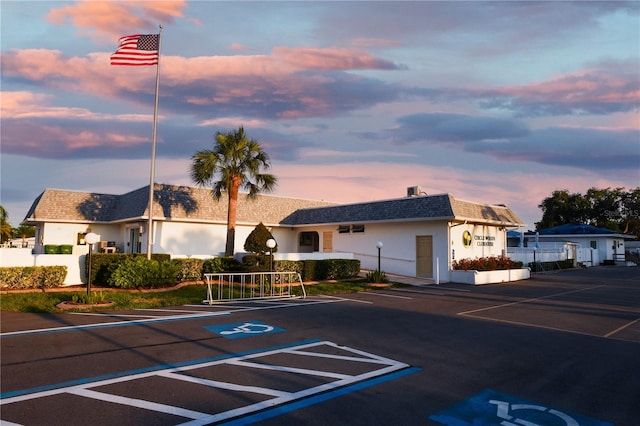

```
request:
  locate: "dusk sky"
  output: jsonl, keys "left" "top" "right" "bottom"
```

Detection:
{"left": 1, "top": 1, "right": 639, "bottom": 230}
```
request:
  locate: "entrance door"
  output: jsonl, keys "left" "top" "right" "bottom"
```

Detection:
{"left": 416, "top": 235, "right": 433, "bottom": 278}
{"left": 323, "top": 232, "right": 333, "bottom": 252}
{"left": 129, "top": 228, "right": 141, "bottom": 253}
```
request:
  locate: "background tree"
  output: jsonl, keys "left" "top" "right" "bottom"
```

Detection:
{"left": 535, "top": 190, "right": 588, "bottom": 229}
{"left": 0, "top": 205, "right": 13, "bottom": 244}
{"left": 244, "top": 222, "right": 277, "bottom": 255}
{"left": 536, "top": 187, "right": 640, "bottom": 238}
{"left": 191, "top": 127, "right": 277, "bottom": 256}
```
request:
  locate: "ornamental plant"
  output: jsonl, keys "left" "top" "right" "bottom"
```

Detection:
{"left": 452, "top": 255, "right": 523, "bottom": 271}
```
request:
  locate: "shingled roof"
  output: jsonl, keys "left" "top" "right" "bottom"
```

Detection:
{"left": 23, "top": 185, "right": 523, "bottom": 227}
{"left": 23, "top": 184, "right": 336, "bottom": 226}
{"left": 281, "top": 193, "right": 524, "bottom": 226}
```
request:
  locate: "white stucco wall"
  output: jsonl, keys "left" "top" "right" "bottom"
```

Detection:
{"left": 449, "top": 223, "right": 507, "bottom": 262}
{"left": 153, "top": 221, "right": 298, "bottom": 257}
{"left": 291, "top": 221, "right": 454, "bottom": 280}
{"left": 34, "top": 223, "right": 121, "bottom": 254}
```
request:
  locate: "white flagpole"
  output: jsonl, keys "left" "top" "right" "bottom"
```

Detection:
{"left": 147, "top": 25, "right": 163, "bottom": 259}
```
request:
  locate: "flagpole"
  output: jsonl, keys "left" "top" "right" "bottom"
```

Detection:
{"left": 147, "top": 25, "right": 163, "bottom": 259}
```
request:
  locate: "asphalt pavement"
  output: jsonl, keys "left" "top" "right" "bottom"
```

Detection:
{"left": 1, "top": 265, "right": 639, "bottom": 425}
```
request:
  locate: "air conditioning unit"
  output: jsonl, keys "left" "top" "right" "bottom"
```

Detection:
{"left": 407, "top": 186, "right": 422, "bottom": 197}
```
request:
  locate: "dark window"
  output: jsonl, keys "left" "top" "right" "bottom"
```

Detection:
{"left": 351, "top": 224, "right": 365, "bottom": 233}
{"left": 338, "top": 225, "right": 350, "bottom": 234}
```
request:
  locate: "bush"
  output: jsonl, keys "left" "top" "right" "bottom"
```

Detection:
{"left": 528, "top": 259, "right": 574, "bottom": 272}
{"left": 108, "top": 256, "right": 180, "bottom": 289}
{"left": 452, "top": 256, "right": 523, "bottom": 271}
{"left": 366, "top": 270, "right": 389, "bottom": 283}
{"left": 203, "top": 257, "right": 243, "bottom": 274}
{"left": 0, "top": 266, "right": 67, "bottom": 290}
{"left": 59, "top": 245, "right": 73, "bottom": 254}
{"left": 301, "top": 259, "right": 360, "bottom": 281}
{"left": 274, "top": 260, "right": 304, "bottom": 275}
{"left": 173, "top": 258, "right": 204, "bottom": 281}
{"left": 325, "top": 259, "right": 360, "bottom": 280}
{"left": 87, "top": 253, "right": 171, "bottom": 286}
{"left": 244, "top": 222, "right": 277, "bottom": 255}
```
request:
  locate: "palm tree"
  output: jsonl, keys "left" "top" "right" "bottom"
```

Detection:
{"left": 191, "top": 127, "right": 277, "bottom": 256}
{"left": 0, "top": 205, "right": 13, "bottom": 244}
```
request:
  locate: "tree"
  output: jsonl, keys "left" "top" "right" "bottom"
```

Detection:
{"left": 191, "top": 127, "right": 277, "bottom": 256}
{"left": 244, "top": 222, "right": 277, "bottom": 255}
{"left": 0, "top": 205, "right": 13, "bottom": 244}
{"left": 535, "top": 190, "right": 588, "bottom": 229}
{"left": 536, "top": 187, "right": 640, "bottom": 239}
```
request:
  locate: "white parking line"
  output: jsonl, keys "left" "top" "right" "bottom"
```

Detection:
{"left": 360, "top": 292, "right": 412, "bottom": 300}
{"left": 1, "top": 341, "right": 414, "bottom": 425}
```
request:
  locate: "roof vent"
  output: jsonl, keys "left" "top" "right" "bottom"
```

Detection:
{"left": 407, "top": 186, "right": 422, "bottom": 197}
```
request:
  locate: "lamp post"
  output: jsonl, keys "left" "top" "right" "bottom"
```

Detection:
{"left": 376, "top": 241, "right": 383, "bottom": 272}
{"left": 266, "top": 238, "right": 276, "bottom": 272}
{"left": 84, "top": 232, "right": 100, "bottom": 296}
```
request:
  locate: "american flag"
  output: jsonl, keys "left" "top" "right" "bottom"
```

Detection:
{"left": 110, "top": 34, "right": 159, "bottom": 66}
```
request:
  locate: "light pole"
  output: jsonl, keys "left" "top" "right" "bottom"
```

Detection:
{"left": 266, "top": 238, "right": 276, "bottom": 272}
{"left": 376, "top": 241, "right": 383, "bottom": 272}
{"left": 84, "top": 232, "right": 100, "bottom": 297}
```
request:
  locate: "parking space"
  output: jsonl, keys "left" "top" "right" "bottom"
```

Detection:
{"left": 1, "top": 266, "right": 638, "bottom": 425}
{"left": 1, "top": 339, "right": 416, "bottom": 425}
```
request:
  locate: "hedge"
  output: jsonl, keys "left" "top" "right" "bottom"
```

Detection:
{"left": 173, "top": 258, "right": 204, "bottom": 282}
{"left": 239, "top": 256, "right": 360, "bottom": 281}
{"left": 86, "top": 253, "right": 171, "bottom": 286}
{"left": 0, "top": 266, "right": 68, "bottom": 290}
{"left": 108, "top": 256, "right": 180, "bottom": 289}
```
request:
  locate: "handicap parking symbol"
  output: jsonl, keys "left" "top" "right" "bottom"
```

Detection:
{"left": 205, "top": 321, "right": 284, "bottom": 339}
{"left": 429, "top": 389, "right": 612, "bottom": 426}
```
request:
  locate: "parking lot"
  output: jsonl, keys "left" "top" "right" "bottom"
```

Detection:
{"left": 1, "top": 266, "right": 639, "bottom": 425}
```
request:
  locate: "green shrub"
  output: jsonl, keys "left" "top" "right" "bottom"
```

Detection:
{"left": 366, "top": 270, "right": 389, "bottom": 283}
{"left": 108, "top": 256, "right": 180, "bottom": 289}
{"left": 242, "top": 254, "right": 272, "bottom": 272}
{"left": 301, "top": 259, "right": 360, "bottom": 281}
{"left": 325, "top": 259, "right": 360, "bottom": 279}
{"left": 205, "top": 256, "right": 243, "bottom": 273}
{"left": 173, "top": 258, "right": 204, "bottom": 281}
{"left": 87, "top": 253, "right": 171, "bottom": 286}
{"left": 59, "top": 245, "right": 73, "bottom": 254}
{"left": 452, "top": 256, "right": 523, "bottom": 271}
{"left": 244, "top": 222, "right": 277, "bottom": 255}
{"left": 528, "top": 259, "right": 574, "bottom": 272}
{"left": 0, "top": 266, "right": 67, "bottom": 289}
{"left": 274, "top": 260, "right": 304, "bottom": 275}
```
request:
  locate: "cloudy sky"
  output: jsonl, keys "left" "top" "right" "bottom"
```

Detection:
{"left": 1, "top": 1, "right": 638, "bottom": 230}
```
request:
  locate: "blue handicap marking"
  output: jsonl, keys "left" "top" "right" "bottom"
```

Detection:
{"left": 429, "top": 389, "right": 613, "bottom": 426}
{"left": 205, "top": 320, "right": 284, "bottom": 339}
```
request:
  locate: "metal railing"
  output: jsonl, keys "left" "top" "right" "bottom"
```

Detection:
{"left": 203, "top": 271, "right": 306, "bottom": 304}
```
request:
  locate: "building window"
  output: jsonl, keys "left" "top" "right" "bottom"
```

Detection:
{"left": 590, "top": 241, "right": 597, "bottom": 249}
{"left": 351, "top": 224, "right": 365, "bottom": 233}
{"left": 338, "top": 225, "right": 350, "bottom": 234}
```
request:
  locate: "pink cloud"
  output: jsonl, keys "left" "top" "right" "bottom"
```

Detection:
{"left": 2, "top": 46, "right": 400, "bottom": 119}
{"left": 479, "top": 64, "right": 640, "bottom": 116}
{"left": 47, "top": 1, "right": 188, "bottom": 41}
{"left": 273, "top": 46, "right": 399, "bottom": 70}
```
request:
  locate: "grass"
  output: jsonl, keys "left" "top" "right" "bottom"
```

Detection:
{"left": 0, "top": 280, "right": 393, "bottom": 313}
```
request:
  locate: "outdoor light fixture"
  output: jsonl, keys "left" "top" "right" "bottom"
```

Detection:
{"left": 84, "top": 232, "right": 100, "bottom": 296}
{"left": 376, "top": 241, "right": 383, "bottom": 272}
{"left": 266, "top": 238, "right": 276, "bottom": 272}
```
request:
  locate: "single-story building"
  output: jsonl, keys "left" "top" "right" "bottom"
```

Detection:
{"left": 11, "top": 184, "right": 525, "bottom": 283}
{"left": 524, "top": 223, "right": 636, "bottom": 265}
